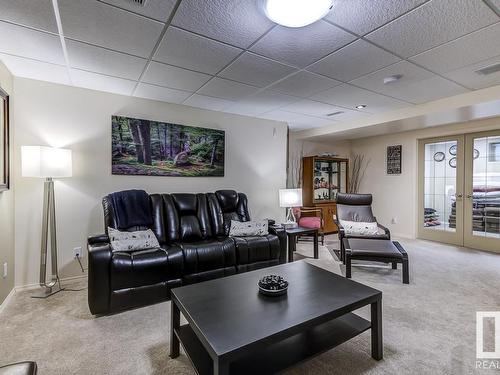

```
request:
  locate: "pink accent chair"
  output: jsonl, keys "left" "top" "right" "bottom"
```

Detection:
{"left": 292, "top": 207, "right": 325, "bottom": 245}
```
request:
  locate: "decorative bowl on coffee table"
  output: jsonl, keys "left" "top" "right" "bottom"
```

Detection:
{"left": 258, "top": 275, "right": 288, "bottom": 297}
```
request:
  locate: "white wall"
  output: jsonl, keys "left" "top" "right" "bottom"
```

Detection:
{"left": 13, "top": 78, "right": 288, "bottom": 287}
{"left": 350, "top": 117, "right": 500, "bottom": 238}
{"left": 287, "top": 133, "right": 351, "bottom": 188}
{"left": 0, "top": 61, "right": 14, "bottom": 303}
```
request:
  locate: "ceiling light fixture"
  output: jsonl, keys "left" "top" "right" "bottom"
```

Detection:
{"left": 355, "top": 105, "right": 367, "bottom": 109}
{"left": 383, "top": 74, "right": 403, "bottom": 85}
{"left": 263, "top": 0, "right": 334, "bottom": 28}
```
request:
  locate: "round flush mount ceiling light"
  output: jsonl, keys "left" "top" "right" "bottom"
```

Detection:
{"left": 263, "top": 0, "right": 334, "bottom": 28}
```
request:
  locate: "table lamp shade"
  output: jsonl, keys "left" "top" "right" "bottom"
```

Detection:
{"left": 21, "top": 146, "right": 72, "bottom": 178}
{"left": 279, "top": 188, "right": 303, "bottom": 208}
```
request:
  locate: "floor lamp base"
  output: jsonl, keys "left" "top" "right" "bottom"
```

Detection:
{"left": 31, "top": 285, "right": 65, "bottom": 299}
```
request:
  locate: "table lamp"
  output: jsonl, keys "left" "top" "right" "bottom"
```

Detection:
{"left": 21, "top": 146, "right": 72, "bottom": 298}
{"left": 279, "top": 188, "right": 302, "bottom": 228}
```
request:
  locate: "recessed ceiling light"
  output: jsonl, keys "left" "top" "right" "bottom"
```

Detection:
{"left": 355, "top": 105, "right": 367, "bottom": 109}
{"left": 383, "top": 74, "right": 403, "bottom": 85}
{"left": 263, "top": 0, "right": 334, "bottom": 28}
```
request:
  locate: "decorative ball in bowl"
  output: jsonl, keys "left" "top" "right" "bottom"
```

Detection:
{"left": 258, "top": 275, "right": 288, "bottom": 297}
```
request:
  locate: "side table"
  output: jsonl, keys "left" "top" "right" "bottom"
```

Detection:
{"left": 285, "top": 227, "right": 319, "bottom": 262}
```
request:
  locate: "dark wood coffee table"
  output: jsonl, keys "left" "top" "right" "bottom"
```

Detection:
{"left": 285, "top": 226, "right": 318, "bottom": 262}
{"left": 170, "top": 261, "right": 383, "bottom": 374}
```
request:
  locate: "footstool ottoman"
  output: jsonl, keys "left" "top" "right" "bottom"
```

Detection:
{"left": 343, "top": 238, "right": 409, "bottom": 284}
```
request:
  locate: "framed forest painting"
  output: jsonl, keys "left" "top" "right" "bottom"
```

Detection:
{"left": 112, "top": 116, "right": 225, "bottom": 177}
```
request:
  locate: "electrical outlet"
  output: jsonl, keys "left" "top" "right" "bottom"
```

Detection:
{"left": 391, "top": 217, "right": 398, "bottom": 224}
{"left": 2, "top": 263, "right": 7, "bottom": 278}
{"left": 74, "top": 246, "right": 82, "bottom": 259}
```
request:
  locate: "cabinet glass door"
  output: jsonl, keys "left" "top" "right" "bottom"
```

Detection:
{"left": 330, "top": 161, "right": 339, "bottom": 201}
{"left": 314, "top": 160, "right": 331, "bottom": 202}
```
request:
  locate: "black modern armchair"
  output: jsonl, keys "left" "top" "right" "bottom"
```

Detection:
{"left": 334, "top": 193, "right": 391, "bottom": 262}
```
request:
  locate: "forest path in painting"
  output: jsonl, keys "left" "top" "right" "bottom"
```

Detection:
{"left": 112, "top": 116, "right": 224, "bottom": 177}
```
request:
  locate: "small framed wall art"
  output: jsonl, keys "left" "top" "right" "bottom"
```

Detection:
{"left": 387, "top": 145, "right": 402, "bottom": 175}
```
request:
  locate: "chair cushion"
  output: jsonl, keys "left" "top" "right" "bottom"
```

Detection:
{"left": 232, "top": 235, "right": 280, "bottom": 265}
{"left": 111, "top": 246, "right": 182, "bottom": 290}
{"left": 298, "top": 216, "right": 321, "bottom": 229}
{"left": 340, "top": 220, "right": 378, "bottom": 235}
{"left": 345, "top": 239, "right": 403, "bottom": 258}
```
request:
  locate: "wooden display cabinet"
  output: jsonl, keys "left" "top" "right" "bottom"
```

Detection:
{"left": 302, "top": 156, "right": 349, "bottom": 234}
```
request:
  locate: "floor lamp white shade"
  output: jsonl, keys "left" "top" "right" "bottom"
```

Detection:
{"left": 21, "top": 146, "right": 72, "bottom": 298}
{"left": 21, "top": 146, "right": 72, "bottom": 178}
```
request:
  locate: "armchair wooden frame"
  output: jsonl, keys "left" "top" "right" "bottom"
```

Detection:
{"left": 295, "top": 206, "right": 325, "bottom": 245}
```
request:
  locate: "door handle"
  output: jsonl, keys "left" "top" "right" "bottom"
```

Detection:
{"left": 466, "top": 194, "right": 472, "bottom": 199}
{"left": 456, "top": 194, "right": 463, "bottom": 198}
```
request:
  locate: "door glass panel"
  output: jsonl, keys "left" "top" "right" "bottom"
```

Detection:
{"left": 423, "top": 141, "right": 457, "bottom": 232}
{"left": 314, "top": 161, "right": 330, "bottom": 201}
{"left": 472, "top": 136, "right": 500, "bottom": 238}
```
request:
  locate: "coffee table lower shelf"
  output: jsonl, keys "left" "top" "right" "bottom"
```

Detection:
{"left": 174, "top": 312, "right": 371, "bottom": 375}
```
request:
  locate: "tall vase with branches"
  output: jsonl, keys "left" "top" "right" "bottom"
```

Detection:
{"left": 349, "top": 154, "right": 370, "bottom": 193}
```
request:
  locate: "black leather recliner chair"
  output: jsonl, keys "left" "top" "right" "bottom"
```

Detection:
{"left": 87, "top": 190, "right": 286, "bottom": 315}
{"left": 334, "top": 193, "right": 391, "bottom": 263}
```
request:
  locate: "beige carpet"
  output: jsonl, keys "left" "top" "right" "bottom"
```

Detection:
{"left": 1, "top": 237, "right": 500, "bottom": 374}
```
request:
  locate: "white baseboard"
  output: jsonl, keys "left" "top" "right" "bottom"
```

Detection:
{"left": 14, "top": 274, "right": 87, "bottom": 292}
{"left": 0, "top": 288, "right": 16, "bottom": 315}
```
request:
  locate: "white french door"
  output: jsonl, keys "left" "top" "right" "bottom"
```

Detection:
{"left": 418, "top": 131, "right": 500, "bottom": 253}
{"left": 418, "top": 136, "right": 464, "bottom": 246}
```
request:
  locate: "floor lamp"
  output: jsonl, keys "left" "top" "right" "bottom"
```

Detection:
{"left": 21, "top": 146, "right": 72, "bottom": 298}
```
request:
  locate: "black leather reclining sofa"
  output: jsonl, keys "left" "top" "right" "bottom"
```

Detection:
{"left": 87, "top": 190, "right": 286, "bottom": 315}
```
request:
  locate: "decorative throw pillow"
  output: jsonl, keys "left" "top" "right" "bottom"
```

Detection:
{"left": 339, "top": 220, "right": 379, "bottom": 236}
{"left": 229, "top": 219, "right": 268, "bottom": 237}
{"left": 108, "top": 227, "right": 160, "bottom": 252}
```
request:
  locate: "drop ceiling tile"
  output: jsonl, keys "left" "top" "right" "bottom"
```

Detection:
{"left": 250, "top": 21, "right": 356, "bottom": 68}
{"left": 70, "top": 69, "right": 136, "bottom": 96}
{"left": 443, "top": 55, "right": 500, "bottom": 89}
{"left": 197, "top": 77, "right": 259, "bottom": 100}
{"left": 225, "top": 91, "right": 299, "bottom": 116}
{"left": 183, "top": 94, "right": 235, "bottom": 112}
{"left": 0, "top": 0, "right": 57, "bottom": 33}
{"left": 99, "top": 0, "right": 177, "bottom": 22}
{"left": 142, "top": 61, "right": 212, "bottom": 91}
{"left": 366, "top": 0, "right": 499, "bottom": 58}
{"left": 350, "top": 61, "right": 468, "bottom": 104}
{"left": 58, "top": 0, "right": 163, "bottom": 57}
{"left": 172, "top": 0, "right": 274, "bottom": 48}
{"left": 325, "top": 0, "right": 427, "bottom": 36}
{"left": 0, "top": 21, "right": 64, "bottom": 65}
{"left": 259, "top": 110, "right": 333, "bottom": 127}
{"left": 308, "top": 39, "right": 400, "bottom": 81}
{"left": 269, "top": 71, "right": 341, "bottom": 98}
{"left": 154, "top": 27, "right": 242, "bottom": 75}
{"left": 66, "top": 39, "right": 147, "bottom": 80}
{"left": 311, "top": 84, "right": 410, "bottom": 113}
{"left": 410, "top": 22, "right": 500, "bottom": 74}
{"left": 0, "top": 53, "right": 70, "bottom": 85}
{"left": 281, "top": 99, "right": 366, "bottom": 122}
{"left": 218, "top": 52, "right": 297, "bottom": 87}
{"left": 133, "top": 83, "right": 192, "bottom": 104}
{"left": 288, "top": 122, "right": 330, "bottom": 131}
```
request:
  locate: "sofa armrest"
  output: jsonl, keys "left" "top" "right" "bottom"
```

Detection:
{"left": 269, "top": 225, "right": 287, "bottom": 264}
{"left": 87, "top": 236, "right": 112, "bottom": 315}
{"left": 88, "top": 233, "right": 110, "bottom": 245}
